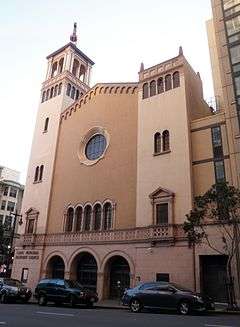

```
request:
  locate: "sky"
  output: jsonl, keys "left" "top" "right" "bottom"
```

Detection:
{"left": 0, "top": 0, "right": 213, "bottom": 184}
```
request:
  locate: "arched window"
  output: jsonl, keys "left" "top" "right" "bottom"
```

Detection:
{"left": 66, "top": 207, "right": 74, "bottom": 232}
{"left": 51, "top": 62, "right": 58, "bottom": 78}
{"left": 154, "top": 132, "right": 161, "bottom": 154}
{"left": 84, "top": 205, "right": 91, "bottom": 231}
{"left": 150, "top": 80, "right": 156, "bottom": 97}
{"left": 50, "top": 87, "right": 54, "bottom": 98}
{"left": 54, "top": 84, "right": 58, "bottom": 97}
{"left": 41, "top": 91, "right": 46, "bottom": 103}
{"left": 39, "top": 165, "right": 44, "bottom": 181}
{"left": 46, "top": 89, "right": 50, "bottom": 100}
{"left": 76, "top": 89, "right": 80, "bottom": 100}
{"left": 162, "top": 130, "right": 170, "bottom": 151}
{"left": 143, "top": 83, "right": 149, "bottom": 99}
{"left": 58, "top": 83, "right": 62, "bottom": 95}
{"left": 79, "top": 65, "right": 86, "bottom": 82}
{"left": 93, "top": 204, "right": 101, "bottom": 231}
{"left": 71, "top": 86, "right": 76, "bottom": 99}
{"left": 103, "top": 203, "right": 112, "bottom": 230}
{"left": 157, "top": 77, "right": 164, "bottom": 94}
{"left": 66, "top": 83, "right": 71, "bottom": 96}
{"left": 72, "top": 59, "right": 80, "bottom": 76}
{"left": 44, "top": 117, "right": 49, "bottom": 132}
{"left": 173, "top": 71, "right": 180, "bottom": 88}
{"left": 34, "top": 166, "right": 39, "bottom": 182}
{"left": 75, "top": 206, "right": 82, "bottom": 232}
{"left": 58, "top": 58, "right": 64, "bottom": 74}
{"left": 165, "top": 75, "right": 172, "bottom": 91}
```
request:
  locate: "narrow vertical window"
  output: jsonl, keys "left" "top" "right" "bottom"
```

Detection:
{"left": 162, "top": 130, "right": 170, "bottom": 151}
{"left": 79, "top": 65, "right": 86, "bottom": 82}
{"left": 157, "top": 77, "right": 164, "bottom": 94}
{"left": 27, "top": 219, "right": 35, "bottom": 234}
{"left": 75, "top": 207, "right": 82, "bottom": 232}
{"left": 214, "top": 160, "right": 226, "bottom": 183}
{"left": 51, "top": 62, "right": 58, "bottom": 78}
{"left": 46, "top": 89, "right": 50, "bottom": 100}
{"left": 103, "top": 203, "right": 112, "bottom": 230}
{"left": 39, "top": 165, "right": 44, "bottom": 181}
{"left": 165, "top": 75, "right": 172, "bottom": 91}
{"left": 143, "top": 83, "right": 149, "bottom": 99}
{"left": 54, "top": 84, "right": 58, "bottom": 97}
{"left": 58, "top": 58, "right": 64, "bottom": 74}
{"left": 50, "top": 87, "right": 54, "bottom": 98}
{"left": 150, "top": 80, "right": 156, "bottom": 97}
{"left": 44, "top": 118, "right": 49, "bottom": 132}
{"left": 58, "top": 83, "right": 62, "bottom": 95}
{"left": 76, "top": 90, "right": 80, "bottom": 100}
{"left": 156, "top": 203, "right": 168, "bottom": 225}
{"left": 173, "top": 71, "right": 180, "bottom": 88}
{"left": 34, "top": 166, "right": 39, "bottom": 182}
{"left": 84, "top": 205, "right": 91, "bottom": 231}
{"left": 71, "top": 86, "right": 76, "bottom": 99}
{"left": 66, "top": 83, "right": 71, "bottom": 96}
{"left": 72, "top": 59, "right": 80, "bottom": 76}
{"left": 211, "top": 126, "right": 223, "bottom": 159}
{"left": 66, "top": 207, "right": 74, "bottom": 232}
{"left": 41, "top": 91, "right": 46, "bottom": 103}
{"left": 154, "top": 133, "right": 161, "bottom": 154}
{"left": 93, "top": 204, "right": 101, "bottom": 231}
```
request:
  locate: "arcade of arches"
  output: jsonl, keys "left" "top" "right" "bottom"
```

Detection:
{"left": 45, "top": 252, "right": 131, "bottom": 300}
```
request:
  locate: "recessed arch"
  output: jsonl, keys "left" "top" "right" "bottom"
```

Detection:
{"left": 45, "top": 254, "right": 65, "bottom": 279}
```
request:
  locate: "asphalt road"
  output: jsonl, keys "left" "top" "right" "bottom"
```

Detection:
{"left": 0, "top": 303, "right": 239, "bottom": 327}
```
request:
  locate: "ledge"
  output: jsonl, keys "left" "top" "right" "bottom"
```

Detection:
{"left": 153, "top": 150, "right": 171, "bottom": 157}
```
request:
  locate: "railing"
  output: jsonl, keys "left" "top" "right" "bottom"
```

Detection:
{"left": 17, "top": 224, "right": 186, "bottom": 247}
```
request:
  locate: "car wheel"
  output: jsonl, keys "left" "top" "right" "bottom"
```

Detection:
{"left": 38, "top": 294, "right": 47, "bottom": 306}
{"left": 178, "top": 301, "right": 190, "bottom": 315}
{"left": 69, "top": 295, "right": 76, "bottom": 308}
{"left": 130, "top": 299, "right": 142, "bottom": 313}
{"left": 0, "top": 293, "right": 7, "bottom": 304}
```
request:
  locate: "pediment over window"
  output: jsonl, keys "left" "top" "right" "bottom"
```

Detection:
{"left": 25, "top": 208, "right": 39, "bottom": 217}
{"left": 149, "top": 187, "right": 174, "bottom": 200}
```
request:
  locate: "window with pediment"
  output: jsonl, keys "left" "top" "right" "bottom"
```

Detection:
{"left": 149, "top": 187, "right": 174, "bottom": 225}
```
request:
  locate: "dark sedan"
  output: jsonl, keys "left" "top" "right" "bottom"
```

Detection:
{"left": 122, "top": 282, "right": 215, "bottom": 315}
{"left": 0, "top": 278, "right": 32, "bottom": 303}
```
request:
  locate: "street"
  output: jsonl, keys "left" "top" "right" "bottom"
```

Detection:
{"left": 0, "top": 304, "right": 239, "bottom": 327}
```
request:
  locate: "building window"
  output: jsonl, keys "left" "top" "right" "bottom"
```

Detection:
{"left": 51, "top": 62, "right": 58, "bottom": 78}
{"left": 156, "top": 273, "right": 169, "bottom": 282}
{"left": 154, "top": 132, "right": 161, "bottom": 154}
{"left": 34, "top": 166, "right": 39, "bottom": 182}
{"left": 173, "top": 71, "right": 180, "bottom": 88}
{"left": 103, "top": 203, "right": 112, "bottom": 230}
{"left": 7, "top": 201, "right": 15, "bottom": 212}
{"left": 4, "top": 216, "right": 12, "bottom": 230}
{"left": 26, "top": 219, "right": 35, "bottom": 234}
{"left": 84, "top": 205, "right": 92, "bottom": 231}
{"left": 39, "top": 165, "right": 44, "bottom": 181}
{"left": 157, "top": 77, "right": 164, "bottom": 94}
{"left": 226, "top": 15, "right": 240, "bottom": 36}
{"left": 93, "top": 204, "right": 101, "bottom": 231}
{"left": 71, "top": 86, "right": 76, "bottom": 99}
{"left": 66, "top": 83, "right": 71, "bottom": 96}
{"left": 72, "top": 59, "right": 80, "bottom": 76}
{"left": 76, "top": 89, "right": 80, "bottom": 100}
{"left": 214, "top": 160, "right": 226, "bottom": 183}
{"left": 234, "top": 75, "right": 240, "bottom": 96}
{"left": 75, "top": 206, "right": 82, "bottom": 232}
{"left": 46, "top": 89, "right": 50, "bottom": 100}
{"left": 225, "top": 4, "right": 240, "bottom": 17}
{"left": 162, "top": 130, "right": 170, "bottom": 151}
{"left": 65, "top": 207, "right": 74, "bottom": 232}
{"left": 54, "top": 84, "right": 58, "bottom": 97}
{"left": 50, "top": 87, "right": 54, "bottom": 99}
{"left": 223, "top": 0, "right": 240, "bottom": 10}
{"left": 1, "top": 200, "right": 6, "bottom": 211}
{"left": 41, "top": 91, "right": 46, "bottom": 103}
{"left": 150, "top": 80, "right": 156, "bottom": 97}
{"left": 21, "top": 268, "right": 29, "bottom": 283}
{"left": 58, "top": 83, "right": 62, "bottom": 95}
{"left": 58, "top": 58, "right": 64, "bottom": 74}
{"left": 44, "top": 118, "right": 49, "bottom": 132}
{"left": 79, "top": 65, "right": 86, "bottom": 82}
{"left": 0, "top": 215, "right": 3, "bottom": 225}
{"left": 143, "top": 83, "right": 149, "bottom": 99}
{"left": 211, "top": 126, "right": 224, "bottom": 158}
{"left": 3, "top": 186, "right": 8, "bottom": 196}
{"left": 9, "top": 187, "right": 17, "bottom": 198}
{"left": 156, "top": 203, "right": 168, "bottom": 225}
{"left": 85, "top": 134, "right": 107, "bottom": 160}
{"left": 230, "top": 44, "right": 240, "bottom": 64}
{"left": 165, "top": 74, "right": 172, "bottom": 91}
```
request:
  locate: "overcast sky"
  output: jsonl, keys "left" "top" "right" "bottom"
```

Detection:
{"left": 0, "top": 0, "right": 213, "bottom": 184}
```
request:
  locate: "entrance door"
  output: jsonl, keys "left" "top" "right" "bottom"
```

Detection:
{"left": 109, "top": 256, "right": 130, "bottom": 299}
{"left": 200, "top": 255, "right": 228, "bottom": 302}
{"left": 77, "top": 253, "right": 97, "bottom": 291}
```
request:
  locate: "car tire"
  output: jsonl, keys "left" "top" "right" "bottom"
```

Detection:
{"left": 38, "top": 294, "right": 47, "bottom": 306}
{"left": 130, "top": 299, "right": 142, "bottom": 313}
{"left": 178, "top": 301, "right": 190, "bottom": 315}
{"left": 0, "top": 293, "right": 7, "bottom": 304}
{"left": 69, "top": 295, "right": 76, "bottom": 308}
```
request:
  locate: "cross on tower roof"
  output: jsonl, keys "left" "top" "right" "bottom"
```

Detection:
{"left": 70, "top": 22, "right": 77, "bottom": 44}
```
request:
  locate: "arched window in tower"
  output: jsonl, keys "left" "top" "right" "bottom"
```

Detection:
{"left": 46, "top": 89, "right": 50, "bottom": 100}
{"left": 51, "top": 62, "right": 58, "bottom": 78}
{"left": 143, "top": 83, "right": 149, "bottom": 99}
{"left": 93, "top": 204, "right": 101, "bottom": 231}
{"left": 103, "top": 203, "right": 112, "bottom": 230}
{"left": 34, "top": 166, "right": 39, "bottom": 182}
{"left": 44, "top": 118, "right": 49, "bottom": 132}
{"left": 54, "top": 84, "right": 58, "bottom": 97}
{"left": 150, "top": 80, "right": 156, "bottom": 97}
{"left": 154, "top": 132, "right": 161, "bottom": 154}
{"left": 79, "top": 65, "right": 86, "bottom": 82}
{"left": 75, "top": 206, "right": 82, "bottom": 232}
{"left": 66, "top": 83, "right": 71, "bottom": 96}
{"left": 66, "top": 207, "right": 74, "bottom": 232}
{"left": 72, "top": 59, "right": 80, "bottom": 76}
{"left": 41, "top": 91, "right": 46, "bottom": 103}
{"left": 173, "top": 71, "right": 180, "bottom": 88}
{"left": 157, "top": 77, "right": 164, "bottom": 94}
{"left": 76, "top": 89, "right": 80, "bottom": 100}
{"left": 58, "top": 83, "right": 62, "bottom": 95}
{"left": 71, "top": 86, "right": 76, "bottom": 99}
{"left": 39, "top": 165, "right": 44, "bottom": 181}
{"left": 165, "top": 74, "right": 172, "bottom": 91}
{"left": 58, "top": 58, "right": 64, "bottom": 74}
{"left": 162, "top": 130, "right": 170, "bottom": 151}
{"left": 84, "top": 205, "right": 92, "bottom": 231}
{"left": 50, "top": 87, "right": 54, "bottom": 99}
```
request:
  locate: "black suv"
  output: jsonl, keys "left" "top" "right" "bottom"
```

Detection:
{"left": 0, "top": 278, "right": 32, "bottom": 303}
{"left": 35, "top": 278, "right": 98, "bottom": 307}
{"left": 122, "top": 282, "right": 215, "bottom": 315}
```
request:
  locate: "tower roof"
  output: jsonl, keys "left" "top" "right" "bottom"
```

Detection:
{"left": 46, "top": 42, "right": 95, "bottom": 65}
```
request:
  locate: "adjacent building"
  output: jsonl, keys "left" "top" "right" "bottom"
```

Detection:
{"left": 12, "top": 20, "right": 240, "bottom": 304}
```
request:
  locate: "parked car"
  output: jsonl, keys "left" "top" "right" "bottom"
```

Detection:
{"left": 0, "top": 278, "right": 32, "bottom": 304}
{"left": 122, "top": 281, "right": 215, "bottom": 315}
{"left": 35, "top": 278, "right": 98, "bottom": 307}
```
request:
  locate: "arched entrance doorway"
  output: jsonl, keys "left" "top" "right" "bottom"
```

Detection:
{"left": 46, "top": 255, "right": 65, "bottom": 279}
{"left": 105, "top": 256, "right": 130, "bottom": 299}
{"left": 70, "top": 252, "right": 98, "bottom": 291}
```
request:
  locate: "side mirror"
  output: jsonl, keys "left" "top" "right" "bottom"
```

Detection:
{"left": 168, "top": 287, "right": 176, "bottom": 293}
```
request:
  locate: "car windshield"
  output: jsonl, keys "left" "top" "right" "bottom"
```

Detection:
{"left": 171, "top": 283, "right": 191, "bottom": 292}
{"left": 4, "top": 279, "right": 22, "bottom": 287}
{"left": 65, "top": 280, "right": 82, "bottom": 289}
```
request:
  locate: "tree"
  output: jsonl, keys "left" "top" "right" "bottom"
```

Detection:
{"left": 0, "top": 224, "right": 10, "bottom": 264}
{"left": 183, "top": 182, "right": 240, "bottom": 310}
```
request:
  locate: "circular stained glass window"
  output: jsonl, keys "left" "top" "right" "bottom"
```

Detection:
{"left": 85, "top": 134, "right": 107, "bottom": 160}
